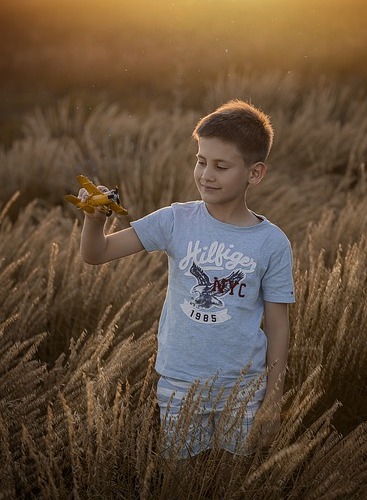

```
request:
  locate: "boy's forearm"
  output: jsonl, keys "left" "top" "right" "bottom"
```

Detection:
{"left": 263, "top": 302, "right": 290, "bottom": 404}
{"left": 80, "top": 215, "right": 108, "bottom": 264}
{"left": 264, "top": 327, "right": 289, "bottom": 403}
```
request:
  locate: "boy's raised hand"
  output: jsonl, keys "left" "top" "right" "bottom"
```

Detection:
{"left": 66, "top": 175, "right": 128, "bottom": 217}
{"left": 78, "top": 185, "right": 110, "bottom": 219}
{"left": 78, "top": 185, "right": 109, "bottom": 200}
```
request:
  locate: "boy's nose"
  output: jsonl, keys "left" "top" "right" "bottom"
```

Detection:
{"left": 202, "top": 166, "right": 215, "bottom": 182}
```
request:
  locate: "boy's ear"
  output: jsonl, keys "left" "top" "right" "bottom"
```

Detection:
{"left": 248, "top": 162, "right": 267, "bottom": 185}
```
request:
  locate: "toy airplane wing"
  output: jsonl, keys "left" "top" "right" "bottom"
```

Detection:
{"left": 76, "top": 174, "right": 103, "bottom": 195}
{"left": 64, "top": 194, "right": 95, "bottom": 213}
{"left": 109, "top": 201, "right": 128, "bottom": 215}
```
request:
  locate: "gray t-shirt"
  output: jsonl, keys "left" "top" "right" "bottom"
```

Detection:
{"left": 131, "top": 201, "right": 295, "bottom": 385}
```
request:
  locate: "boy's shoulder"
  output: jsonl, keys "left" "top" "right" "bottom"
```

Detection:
{"left": 136, "top": 200, "right": 202, "bottom": 220}
{"left": 258, "top": 216, "right": 291, "bottom": 249}
{"left": 260, "top": 216, "right": 288, "bottom": 235}
{"left": 170, "top": 200, "right": 202, "bottom": 211}
{"left": 168, "top": 200, "right": 204, "bottom": 218}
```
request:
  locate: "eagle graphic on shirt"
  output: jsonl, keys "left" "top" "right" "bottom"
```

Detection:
{"left": 189, "top": 262, "right": 244, "bottom": 309}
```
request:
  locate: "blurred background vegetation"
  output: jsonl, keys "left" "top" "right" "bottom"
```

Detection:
{"left": 1, "top": 0, "right": 366, "bottom": 145}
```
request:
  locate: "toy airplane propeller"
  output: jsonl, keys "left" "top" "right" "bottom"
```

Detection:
{"left": 65, "top": 175, "right": 128, "bottom": 216}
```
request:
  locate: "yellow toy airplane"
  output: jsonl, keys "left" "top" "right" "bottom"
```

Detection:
{"left": 65, "top": 174, "right": 128, "bottom": 216}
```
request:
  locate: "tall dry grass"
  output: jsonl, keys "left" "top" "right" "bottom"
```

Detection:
{"left": 1, "top": 72, "right": 367, "bottom": 498}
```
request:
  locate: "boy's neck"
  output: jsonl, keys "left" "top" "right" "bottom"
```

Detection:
{"left": 204, "top": 202, "right": 261, "bottom": 227}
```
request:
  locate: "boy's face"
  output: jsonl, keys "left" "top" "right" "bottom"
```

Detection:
{"left": 194, "top": 136, "right": 252, "bottom": 209}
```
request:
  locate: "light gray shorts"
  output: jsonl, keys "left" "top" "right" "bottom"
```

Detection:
{"left": 157, "top": 375, "right": 266, "bottom": 459}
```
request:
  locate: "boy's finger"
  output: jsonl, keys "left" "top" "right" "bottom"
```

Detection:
{"left": 78, "top": 188, "right": 89, "bottom": 201}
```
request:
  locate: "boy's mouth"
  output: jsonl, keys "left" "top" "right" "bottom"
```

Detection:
{"left": 200, "top": 184, "right": 220, "bottom": 191}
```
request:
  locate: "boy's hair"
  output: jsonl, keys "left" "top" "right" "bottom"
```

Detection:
{"left": 192, "top": 100, "right": 274, "bottom": 165}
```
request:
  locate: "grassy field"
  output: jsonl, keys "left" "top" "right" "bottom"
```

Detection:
{"left": 1, "top": 1, "right": 367, "bottom": 498}
{"left": 1, "top": 0, "right": 367, "bottom": 142}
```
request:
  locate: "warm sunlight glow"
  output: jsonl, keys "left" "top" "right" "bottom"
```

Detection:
{"left": 0, "top": 0, "right": 366, "bottom": 125}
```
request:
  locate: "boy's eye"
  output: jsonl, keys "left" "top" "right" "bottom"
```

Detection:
{"left": 216, "top": 165, "right": 227, "bottom": 170}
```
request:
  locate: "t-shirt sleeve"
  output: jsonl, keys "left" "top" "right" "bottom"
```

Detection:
{"left": 130, "top": 206, "right": 174, "bottom": 252}
{"left": 261, "top": 242, "right": 295, "bottom": 303}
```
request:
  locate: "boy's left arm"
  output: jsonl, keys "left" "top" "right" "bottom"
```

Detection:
{"left": 257, "top": 301, "right": 290, "bottom": 446}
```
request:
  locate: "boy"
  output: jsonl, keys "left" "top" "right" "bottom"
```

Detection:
{"left": 80, "top": 100, "right": 295, "bottom": 458}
